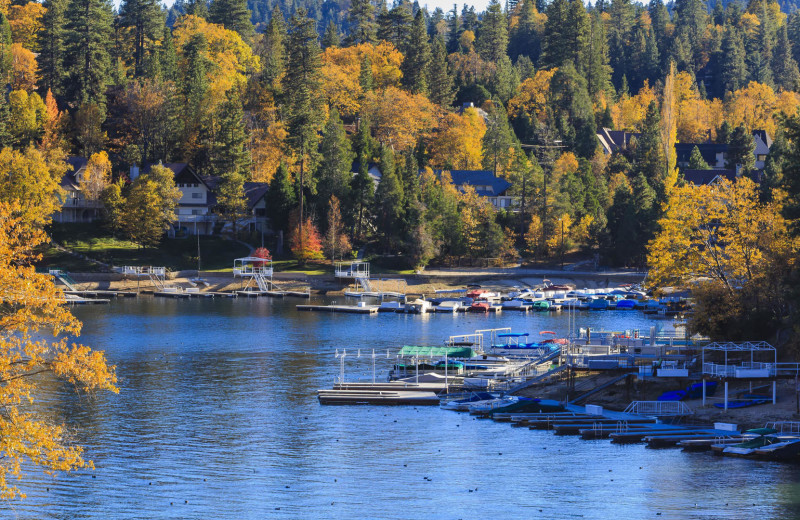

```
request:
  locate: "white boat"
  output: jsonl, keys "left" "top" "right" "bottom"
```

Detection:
{"left": 467, "top": 396, "right": 520, "bottom": 414}
{"left": 433, "top": 301, "right": 462, "bottom": 313}
{"left": 404, "top": 299, "right": 432, "bottom": 314}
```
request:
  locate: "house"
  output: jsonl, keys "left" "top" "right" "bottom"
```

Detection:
{"left": 55, "top": 157, "right": 105, "bottom": 223}
{"left": 195, "top": 173, "right": 270, "bottom": 236}
{"left": 675, "top": 143, "right": 728, "bottom": 169}
{"left": 596, "top": 128, "right": 639, "bottom": 155}
{"left": 434, "top": 169, "right": 517, "bottom": 210}
{"left": 351, "top": 161, "right": 382, "bottom": 188}
{"left": 682, "top": 169, "right": 737, "bottom": 186}
{"left": 753, "top": 130, "right": 772, "bottom": 170}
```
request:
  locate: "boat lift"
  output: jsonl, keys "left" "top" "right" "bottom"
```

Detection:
{"left": 335, "top": 261, "right": 374, "bottom": 294}
{"left": 121, "top": 266, "right": 167, "bottom": 290}
{"left": 233, "top": 257, "right": 274, "bottom": 292}
{"left": 701, "top": 341, "right": 778, "bottom": 410}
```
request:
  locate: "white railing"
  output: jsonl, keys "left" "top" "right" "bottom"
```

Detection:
{"left": 233, "top": 264, "right": 273, "bottom": 277}
{"left": 766, "top": 421, "right": 800, "bottom": 434}
{"left": 121, "top": 266, "right": 166, "bottom": 277}
{"left": 624, "top": 401, "right": 693, "bottom": 416}
{"left": 335, "top": 262, "right": 370, "bottom": 278}
{"left": 703, "top": 362, "right": 776, "bottom": 377}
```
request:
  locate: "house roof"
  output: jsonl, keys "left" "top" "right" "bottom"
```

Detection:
{"left": 752, "top": 130, "right": 772, "bottom": 150}
{"left": 434, "top": 169, "right": 512, "bottom": 197}
{"left": 244, "top": 182, "right": 269, "bottom": 208}
{"left": 351, "top": 161, "right": 382, "bottom": 185}
{"left": 683, "top": 169, "right": 737, "bottom": 186}
{"left": 61, "top": 157, "right": 88, "bottom": 190}
{"left": 675, "top": 143, "right": 728, "bottom": 166}
{"left": 596, "top": 128, "right": 639, "bottom": 154}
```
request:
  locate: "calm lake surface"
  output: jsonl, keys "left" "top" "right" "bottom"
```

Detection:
{"left": 7, "top": 297, "right": 800, "bottom": 519}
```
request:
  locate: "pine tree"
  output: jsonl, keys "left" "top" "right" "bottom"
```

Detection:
{"left": 608, "top": 0, "right": 635, "bottom": 89}
{"left": 673, "top": 0, "right": 708, "bottom": 73}
{"left": 38, "top": 0, "right": 68, "bottom": 97}
{"left": 717, "top": 121, "right": 732, "bottom": 144}
{"left": 476, "top": 0, "right": 508, "bottom": 62}
{"left": 216, "top": 169, "right": 248, "bottom": 234}
{"left": 0, "top": 14, "right": 11, "bottom": 87}
{"left": 350, "top": 117, "right": 375, "bottom": 239}
{"left": 316, "top": 109, "right": 354, "bottom": 211}
{"left": 377, "top": 2, "right": 412, "bottom": 51}
{"left": 585, "top": 10, "right": 612, "bottom": 98}
{"left": 266, "top": 161, "right": 296, "bottom": 236}
{"left": 688, "top": 145, "right": 710, "bottom": 169}
{"left": 64, "top": 0, "right": 114, "bottom": 107}
{"left": 185, "top": 0, "right": 208, "bottom": 18}
{"left": 727, "top": 125, "right": 755, "bottom": 172}
{"left": 208, "top": 0, "right": 254, "bottom": 41}
{"left": 720, "top": 25, "right": 747, "bottom": 94}
{"left": 322, "top": 20, "right": 340, "bottom": 48}
{"left": 428, "top": 37, "right": 454, "bottom": 106}
{"left": 373, "top": 146, "right": 405, "bottom": 251}
{"left": 750, "top": 2, "right": 775, "bottom": 86}
{"left": 772, "top": 23, "right": 800, "bottom": 91}
{"left": 286, "top": 8, "right": 323, "bottom": 251}
{"left": 633, "top": 101, "right": 666, "bottom": 201}
{"left": 401, "top": 10, "right": 431, "bottom": 95}
{"left": 482, "top": 102, "right": 513, "bottom": 174}
{"left": 159, "top": 25, "right": 178, "bottom": 83}
{"left": 212, "top": 89, "right": 250, "bottom": 177}
{"left": 359, "top": 56, "right": 374, "bottom": 93}
{"left": 509, "top": 0, "right": 539, "bottom": 61}
{"left": 789, "top": 11, "right": 800, "bottom": 67}
{"left": 712, "top": 0, "right": 725, "bottom": 26}
{"left": 347, "top": 0, "right": 376, "bottom": 45}
{"left": 447, "top": 4, "right": 461, "bottom": 54}
{"left": 119, "top": 0, "right": 164, "bottom": 77}
{"left": 260, "top": 6, "right": 287, "bottom": 92}
{"left": 0, "top": 93, "right": 11, "bottom": 149}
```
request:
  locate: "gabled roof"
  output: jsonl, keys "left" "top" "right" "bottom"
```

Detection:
{"left": 351, "top": 161, "right": 382, "bottom": 185}
{"left": 596, "top": 128, "right": 639, "bottom": 154}
{"left": 675, "top": 143, "right": 728, "bottom": 166}
{"left": 434, "top": 169, "right": 512, "bottom": 197}
{"left": 61, "top": 157, "right": 88, "bottom": 190}
{"left": 752, "top": 130, "right": 772, "bottom": 150}
{"left": 244, "top": 182, "right": 269, "bottom": 208}
{"left": 683, "top": 169, "right": 737, "bottom": 186}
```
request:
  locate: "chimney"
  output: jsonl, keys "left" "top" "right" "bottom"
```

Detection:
{"left": 130, "top": 165, "right": 139, "bottom": 180}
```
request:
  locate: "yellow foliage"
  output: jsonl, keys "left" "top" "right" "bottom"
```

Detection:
{"left": 0, "top": 0, "right": 9, "bottom": 16}
{"left": 724, "top": 81, "right": 778, "bottom": 135}
{"left": 8, "top": 2, "right": 45, "bottom": 50}
{"left": 321, "top": 42, "right": 403, "bottom": 118}
{"left": 551, "top": 152, "right": 579, "bottom": 185}
{"left": 546, "top": 213, "right": 572, "bottom": 253}
{"left": 362, "top": 86, "right": 435, "bottom": 151}
{"left": 572, "top": 214, "right": 594, "bottom": 244}
{"left": 460, "top": 30, "right": 475, "bottom": 52}
{"left": 173, "top": 15, "right": 260, "bottom": 107}
{"left": 251, "top": 122, "right": 290, "bottom": 183}
{"left": 0, "top": 147, "right": 64, "bottom": 230}
{"left": 0, "top": 201, "right": 117, "bottom": 499}
{"left": 81, "top": 151, "right": 111, "bottom": 201}
{"left": 647, "top": 178, "right": 791, "bottom": 290}
{"left": 10, "top": 43, "right": 36, "bottom": 91}
{"left": 524, "top": 215, "right": 543, "bottom": 255}
{"left": 508, "top": 69, "right": 556, "bottom": 123}
{"left": 613, "top": 82, "right": 657, "bottom": 131}
{"left": 427, "top": 107, "right": 486, "bottom": 170}
{"left": 739, "top": 12, "right": 761, "bottom": 37}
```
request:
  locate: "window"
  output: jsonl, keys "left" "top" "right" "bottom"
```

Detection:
{"left": 192, "top": 192, "right": 202, "bottom": 199}
{"left": 191, "top": 209, "right": 202, "bottom": 216}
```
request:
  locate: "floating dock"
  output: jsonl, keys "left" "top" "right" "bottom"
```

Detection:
{"left": 297, "top": 304, "right": 379, "bottom": 314}
{"left": 317, "top": 389, "right": 439, "bottom": 405}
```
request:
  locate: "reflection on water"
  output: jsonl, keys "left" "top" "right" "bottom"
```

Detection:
{"left": 6, "top": 297, "right": 800, "bottom": 519}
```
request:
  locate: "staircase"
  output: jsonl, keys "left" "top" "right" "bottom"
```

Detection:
{"left": 48, "top": 269, "right": 77, "bottom": 291}
{"left": 357, "top": 277, "right": 373, "bottom": 292}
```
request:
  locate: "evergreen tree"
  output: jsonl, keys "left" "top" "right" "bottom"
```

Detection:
{"left": 185, "top": 0, "right": 208, "bottom": 18}
{"left": 789, "top": 11, "right": 800, "bottom": 67}
{"left": 688, "top": 145, "right": 710, "bottom": 170}
{"left": 64, "top": 0, "right": 114, "bottom": 107}
{"left": 373, "top": 147, "right": 404, "bottom": 251}
{"left": 402, "top": 10, "right": 431, "bottom": 95}
{"left": 266, "top": 161, "right": 296, "bottom": 237}
{"left": 215, "top": 169, "right": 248, "bottom": 234}
{"left": 0, "top": 94, "right": 11, "bottom": 149}
{"left": 720, "top": 25, "right": 747, "bottom": 94}
{"left": 673, "top": 0, "right": 708, "bottom": 73}
{"left": 359, "top": 56, "right": 374, "bottom": 93}
{"left": 482, "top": 102, "right": 513, "bottom": 174}
{"left": 712, "top": 0, "right": 725, "bottom": 26}
{"left": 211, "top": 89, "right": 250, "bottom": 177}
{"left": 322, "top": 20, "right": 340, "bottom": 48}
{"left": 316, "top": 109, "right": 353, "bottom": 212}
{"left": 447, "top": 4, "right": 461, "bottom": 54}
{"left": 377, "top": 2, "right": 413, "bottom": 51}
{"left": 772, "top": 23, "right": 800, "bottom": 91}
{"left": 0, "top": 14, "right": 11, "bottom": 87}
{"left": 461, "top": 5, "right": 478, "bottom": 33}
{"left": 585, "top": 10, "right": 612, "bottom": 98}
{"left": 350, "top": 117, "right": 375, "bottom": 239}
{"left": 633, "top": 101, "right": 666, "bottom": 202}
{"left": 38, "top": 0, "right": 68, "bottom": 97}
{"left": 727, "top": 125, "right": 755, "bottom": 172}
{"left": 159, "top": 26, "right": 178, "bottom": 83}
{"left": 208, "top": 0, "right": 254, "bottom": 41}
{"left": 347, "top": 0, "right": 376, "bottom": 45}
{"left": 550, "top": 62, "right": 597, "bottom": 158}
{"left": 717, "top": 121, "right": 732, "bottom": 144}
{"left": 607, "top": 0, "right": 635, "bottom": 89}
{"left": 428, "top": 36, "right": 454, "bottom": 106}
{"left": 648, "top": 0, "right": 669, "bottom": 61}
{"left": 286, "top": 8, "right": 324, "bottom": 237}
{"left": 119, "top": 0, "right": 164, "bottom": 77}
{"left": 750, "top": 2, "right": 775, "bottom": 86}
{"left": 260, "top": 6, "right": 287, "bottom": 92}
{"left": 509, "top": 0, "right": 540, "bottom": 62}
{"left": 476, "top": 0, "right": 508, "bottom": 62}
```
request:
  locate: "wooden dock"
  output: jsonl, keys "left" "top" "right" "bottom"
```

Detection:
{"left": 297, "top": 304, "right": 379, "bottom": 314}
{"left": 317, "top": 389, "right": 439, "bottom": 405}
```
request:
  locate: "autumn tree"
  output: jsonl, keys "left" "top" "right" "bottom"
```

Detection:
{"left": 80, "top": 150, "right": 111, "bottom": 201}
{"left": 289, "top": 211, "right": 324, "bottom": 262}
{"left": 323, "top": 195, "right": 351, "bottom": 260}
{"left": 0, "top": 146, "right": 66, "bottom": 229}
{"left": 0, "top": 201, "right": 118, "bottom": 499}
{"left": 119, "top": 163, "right": 181, "bottom": 247}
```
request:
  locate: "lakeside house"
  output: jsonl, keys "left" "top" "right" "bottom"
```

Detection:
{"left": 55, "top": 159, "right": 270, "bottom": 236}
{"left": 433, "top": 169, "right": 517, "bottom": 210}
{"left": 596, "top": 127, "right": 772, "bottom": 172}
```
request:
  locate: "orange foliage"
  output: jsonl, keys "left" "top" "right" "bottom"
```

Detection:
{"left": 612, "top": 82, "right": 657, "bottom": 131}
{"left": 427, "top": 107, "right": 486, "bottom": 170}
{"left": 8, "top": 2, "right": 45, "bottom": 50}
{"left": 725, "top": 82, "right": 779, "bottom": 135}
{"left": 41, "top": 89, "right": 66, "bottom": 152}
{"left": 362, "top": 86, "right": 435, "bottom": 151}
{"left": 289, "top": 212, "right": 324, "bottom": 262}
{"left": 11, "top": 43, "right": 36, "bottom": 91}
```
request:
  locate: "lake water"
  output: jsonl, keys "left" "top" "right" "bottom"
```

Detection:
{"left": 6, "top": 297, "right": 800, "bottom": 519}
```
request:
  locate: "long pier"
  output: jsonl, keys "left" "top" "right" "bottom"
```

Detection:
{"left": 297, "top": 304, "right": 379, "bottom": 314}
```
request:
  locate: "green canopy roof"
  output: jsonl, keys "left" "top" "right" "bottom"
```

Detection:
{"left": 398, "top": 346, "right": 477, "bottom": 358}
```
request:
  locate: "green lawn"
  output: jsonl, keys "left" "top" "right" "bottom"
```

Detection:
{"left": 42, "top": 223, "right": 250, "bottom": 272}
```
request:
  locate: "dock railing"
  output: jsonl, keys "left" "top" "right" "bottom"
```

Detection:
{"left": 623, "top": 401, "right": 693, "bottom": 417}
{"left": 702, "top": 362, "right": 776, "bottom": 378}
{"left": 766, "top": 421, "right": 800, "bottom": 434}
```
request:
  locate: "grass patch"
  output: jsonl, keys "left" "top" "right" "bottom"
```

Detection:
{"left": 43, "top": 223, "right": 250, "bottom": 272}
{"left": 271, "top": 259, "right": 331, "bottom": 276}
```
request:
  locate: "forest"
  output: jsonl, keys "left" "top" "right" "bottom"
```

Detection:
{"left": 0, "top": 0, "right": 800, "bottom": 342}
